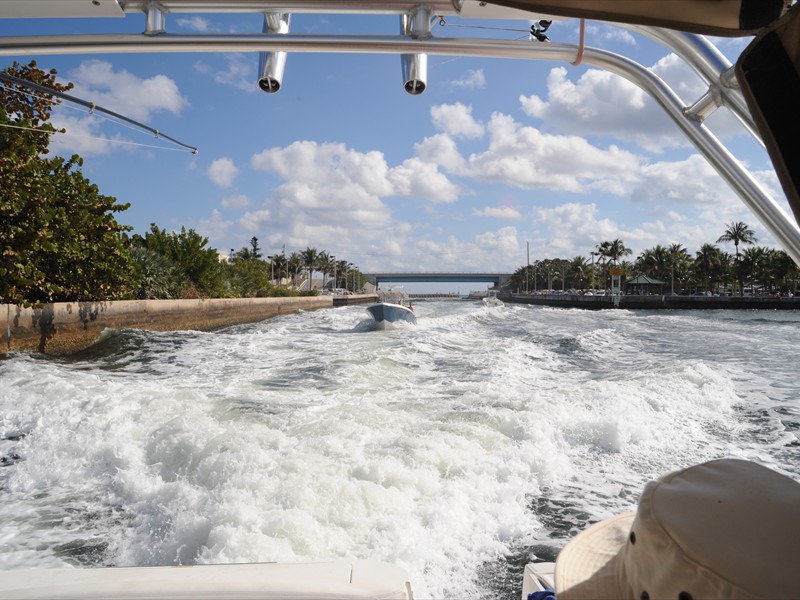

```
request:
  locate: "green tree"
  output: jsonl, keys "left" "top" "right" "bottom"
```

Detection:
{"left": 270, "top": 253, "right": 288, "bottom": 287}
{"left": 599, "top": 239, "right": 632, "bottom": 265}
{"left": 0, "top": 61, "right": 135, "bottom": 305}
{"left": 300, "top": 247, "right": 319, "bottom": 292}
{"left": 717, "top": 221, "right": 757, "bottom": 295}
{"left": 129, "top": 245, "right": 182, "bottom": 299}
{"left": 771, "top": 249, "right": 800, "bottom": 294}
{"left": 741, "top": 246, "right": 773, "bottom": 293}
{"left": 636, "top": 245, "right": 670, "bottom": 281}
{"left": 287, "top": 252, "right": 304, "bottom": 289}
{"left": 667, "top": 243, "right": 692, "bottom": 294}
{"left": 568, "top": 255, "right": 590, "bottom": 289}
{"left": 694, "top": 243, "right": 724, "bottom": 292}
{"left": 317, "top": 251, "right": 334, "bottom": 290}
{"left": 134, "top": 224, "right": 225, "bottom": 298}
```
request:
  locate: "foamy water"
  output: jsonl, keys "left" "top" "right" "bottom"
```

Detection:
{"left": 1, "top": 301, "right": 798, "bottom": 598}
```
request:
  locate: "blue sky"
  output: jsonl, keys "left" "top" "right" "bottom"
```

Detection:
{"left": 1, "top": 9, "right": 788, "bottom": 280}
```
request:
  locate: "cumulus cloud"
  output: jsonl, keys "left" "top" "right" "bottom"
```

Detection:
{"left": 48, "top": 60, "right": 188, "bottom": 156}
{"left": 475, "top": 226, "right": 520, "bottom": 257}
{"left": 518, "top": 53, "right": 745, "bottom": 152}
{"left": 246, "top": 140, "right": 465, "bottom": 251}
{"left": 388, "top": 157, "right": 460, "bottom": 203}
{"left": 252, "top": 139, "right": 458, "bottom": 205}
{"left": 430, "top": 103, "right": 485, "bottom": 139}
{"left": 48, "top": 112, "right": 120, "bottom": 156}
{"left": 208, "top": 157, "right": 239, "bottom": 188}
{"left": 469, "top": 112, "right": 642, "bottom": 192}
{"left": 414, "top": 134, "right": 468, "bottom": 175}
{"left": 629, "top": 154, "right": 727, "bottom": 206}
{"left": 68, "top": 60, "right": 188, "bottom": 121}
{"left": 236, "top": 209, "right": 272, "bottom": 233}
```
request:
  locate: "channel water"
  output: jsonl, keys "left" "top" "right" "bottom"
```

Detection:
{"left": 1, "top": 300, "right": 798, "bottom": 598}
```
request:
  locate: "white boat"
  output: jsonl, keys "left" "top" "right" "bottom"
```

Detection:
{"left": 0, "top": 560, "right": 413, "bottom": 599}
{"left": 521, "top": 562, "right": 556, "bottom": 598}
{"left": 366, "top": 288, "right": 417, "bottom": 328}
{"left": 482, "top": 290, "right": 504, "bottom": 307}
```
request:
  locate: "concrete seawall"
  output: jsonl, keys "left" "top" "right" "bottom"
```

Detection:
{"left": 503, "top": 293, "right": 800, "bottom": 310}
{"left": 2, "top": 295, "right": 377, "bottom": 356}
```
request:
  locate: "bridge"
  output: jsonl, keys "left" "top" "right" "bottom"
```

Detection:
{"left": 364, "top": 272, "right": 511, "bottom": 287}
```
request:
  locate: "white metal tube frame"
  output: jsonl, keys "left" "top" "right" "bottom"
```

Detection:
{"left": 1, "top": 25, "right": 799, "bottom": 264}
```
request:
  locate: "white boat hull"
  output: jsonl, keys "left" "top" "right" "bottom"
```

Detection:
{"left": 0, "top": 560, "right": 413, "bottom": 599}
{"left": 521, "top": 562, "right": 556, "bottom": 598}
{"left": 366, "top": 302, "right": 417, "bottom": 328}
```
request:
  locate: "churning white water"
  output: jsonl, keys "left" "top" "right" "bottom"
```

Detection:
{"left": 1, "top": 301, "right": 798, "bottom": 598}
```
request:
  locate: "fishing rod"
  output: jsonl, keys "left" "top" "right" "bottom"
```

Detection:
{"left": 0, "top": 70, "right": 198, "bottom": 154}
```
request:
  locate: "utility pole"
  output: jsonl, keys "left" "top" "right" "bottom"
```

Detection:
{"left": 526, "top": 242, "right": 530, "bottom": 294}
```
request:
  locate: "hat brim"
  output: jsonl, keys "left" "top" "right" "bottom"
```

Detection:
{"left": 554, "top": 511, "right": 635, "bottom": 600}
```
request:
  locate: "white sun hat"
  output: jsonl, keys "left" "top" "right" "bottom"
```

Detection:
{"left": 554, "top": 458, "right": 800, "bottom": 600}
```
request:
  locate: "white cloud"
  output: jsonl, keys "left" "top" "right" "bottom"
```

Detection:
{"left": 237, "top": 209, "right": 272, "bottom": 233}
{"left": 388, "top": 157, "right": 460, "bottom": 203}
{"left": 207, "top": 158, "right": 239, "bottom": 188}
{"left": 195, "top": 209, "right": 234, "bottom": 247}
{"left": 246, "top": 140, "right": 465, "bottom": 252}
{"left": 518, "top": 54, "right": 745, "bottom": 152}
{"left": 49, "top": 60, "right": 189, "bottom": 156}
{"left": 49, "top": 112, "right": 119, "bottom": 156}
{"left": 449, "top": 69, "right": 487, "bottom": 90}
{"left": 212, "top": 54, "right": 256, "bottom": 93}
{"left": 585, "top": 23, "right": 637, "bottom": 46}
{"left": 475, "top": 226, "right": 520, "bottom": 257}
{"left": 430, "top": 103, "right": 485, "bottom": 139}
{"left": 469, "top": 113, "right": 642, "bottom": 192}
{"left": 69, "top": 60, "right": 188, "bottom": 121}
{"left": 176, "top": 16, "right": 211, "bottom": 32}
{"left": 473, "top": 206, "right": 522, "bottom": 219}
{"left": 221, "top": 194, "right": 250, "bottom": 209}
{"left": 414, "top": 134, "right": 468, "bottom": 175}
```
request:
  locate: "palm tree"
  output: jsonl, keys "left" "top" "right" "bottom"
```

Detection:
{"left": 771, "top": 249, "right": 800, "bottom": 294}
{"left": 668, "top": 243, "right": 692, "bottom": 294}
{"left": 598, "top": 239, "right": 632, "bottom": 265}
{"left": 300, "top": 247, "right": 319, "bottom": 291}
{"left": 695, "top": 244, "right": 723, "bottom": 293}
{"left": 636, "top": 245, "right": 670, "bottom": 281}
{"left": 717, "top": 221, "right": 757, "bottom": 261}
{"left": 317, "top": 251, "right": 332, "bottom": 290}
{"left": 717, "top": 222, "right": 757, "bottom": 294}
{"left": 568, "top": 256, "right": 590, "bottom": 289}
{"left": 288, "top": 252, "right": 304, "bottom": 289}
{"left": 597, "top": 239, "right": 631, "bottom": 290}
{"left": 741, "top": 246, "right": 773, "bottom": 293}
{"left": 270, "top": 253, "right": 288, "bottom": 287}
{"left": 335, "top": 259, "right": 349, "bottom": 289}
